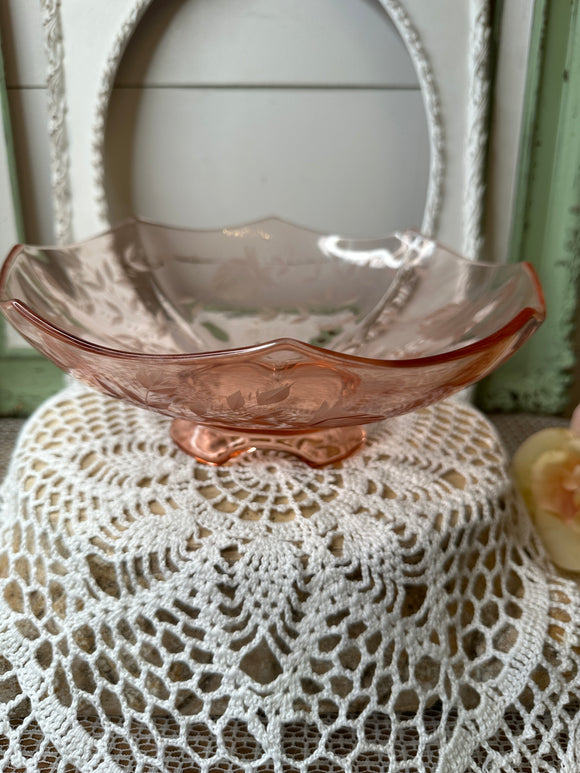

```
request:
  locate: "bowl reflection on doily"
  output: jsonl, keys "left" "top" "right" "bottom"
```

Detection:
{"left": 0, "top": 218, "right": 545, "bottom": 466}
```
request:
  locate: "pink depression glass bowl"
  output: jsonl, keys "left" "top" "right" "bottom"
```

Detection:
{"left": 0, "top": 218, "right": 545, "bottom": 466}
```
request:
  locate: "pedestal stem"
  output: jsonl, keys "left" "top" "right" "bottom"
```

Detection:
{"left": 170, "top": 421, "right": 365, "bottom": 466}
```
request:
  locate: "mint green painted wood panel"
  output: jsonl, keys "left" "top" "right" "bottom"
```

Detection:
{"left": 478, "top": 0, "right": 580, "bottom": 414}
{"left": 0, "top": 358, "right": 64, "bottom": 417}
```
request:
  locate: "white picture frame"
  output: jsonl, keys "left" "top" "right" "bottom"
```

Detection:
{"left": 41, "top": 0, "right": 493, "bottom": 258}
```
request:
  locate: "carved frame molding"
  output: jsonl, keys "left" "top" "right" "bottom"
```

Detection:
{"left": 40, "top": 0, "right": 492, "bottom": 258}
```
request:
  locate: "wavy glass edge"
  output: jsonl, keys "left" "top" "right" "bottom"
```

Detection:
{"left": 0, "top": 217, "right": 546, "bottom": 369}
{"left": 0, "top": 218, "right": 546, "bottom": 466}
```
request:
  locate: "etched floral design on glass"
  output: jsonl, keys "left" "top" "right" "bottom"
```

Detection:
{"left": 0, "top": 218, "right": 545, "bottom": 465}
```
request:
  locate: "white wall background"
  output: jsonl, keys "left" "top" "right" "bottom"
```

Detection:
{"left": 103, "top": 0, "right": 429, "bottom": 237}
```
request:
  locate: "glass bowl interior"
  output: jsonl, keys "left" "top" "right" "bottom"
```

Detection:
{"left": 0, "top": 218, "right": 543, "bottom": 361}
{"left": 0, "top": 218, "right": 545, "bottom": 465}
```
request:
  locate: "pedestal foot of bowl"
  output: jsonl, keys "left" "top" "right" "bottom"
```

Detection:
{"left": 170, "top": 421, "right": 366, "bottom": 467}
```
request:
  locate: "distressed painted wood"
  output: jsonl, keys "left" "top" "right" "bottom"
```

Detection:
{"left": 7, "top": 89, "right": 56, "bottom": 245}
{"left": 0, "top": 21, "right": 63, "bottom": 415}
{"left": 2, "top": 0, "right": 540, "bottom": 416}
{"left": 4, "top": 0, "right": 527, "bottom": 256}
{"left": 47, "top": 0, "right": 491, "bottom": 253}
{"left": 478, "top": 0, "right": 580, "bottom": 414}
{"left": 483, "top": 0, "right": 534, "bottom": 263}
{"left": 0, "top": 359, "right": 63, "bottom": 417}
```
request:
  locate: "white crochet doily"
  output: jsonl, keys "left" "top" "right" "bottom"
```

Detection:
{"left": 0, "top": 384, "right": 579, "bottom": 772}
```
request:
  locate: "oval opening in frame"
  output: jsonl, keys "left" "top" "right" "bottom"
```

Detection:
{"left": 103, "top": 0, "right": 431, "bottom": 236}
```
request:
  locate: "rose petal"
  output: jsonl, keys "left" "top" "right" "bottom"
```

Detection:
{"left": 531, "top": 448, "right": 580, "bottom": 524}
{"left": 534, "top": 507, "right": 580, "bottom": 571}
{"left": 570, "top": 404, "right": 580, "bottom": 436}
{"left": 512, "top": 428, "right": 572, "bottom": 512}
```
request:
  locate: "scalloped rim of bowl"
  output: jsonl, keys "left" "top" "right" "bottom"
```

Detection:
{"left": 0, "top": 217, "right": 546, "bottom": 369}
